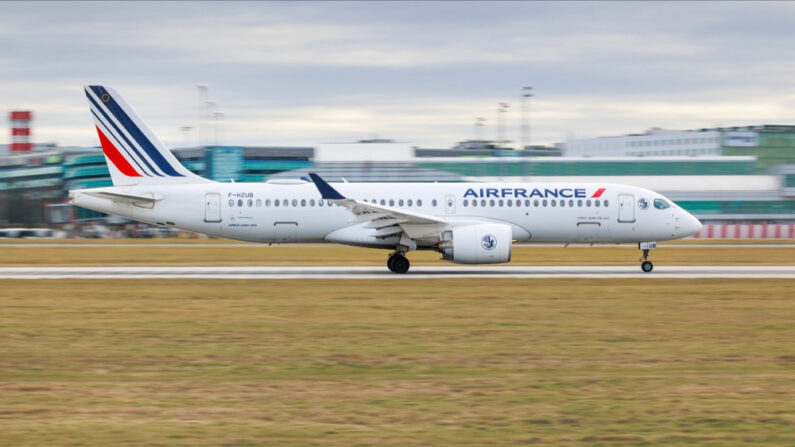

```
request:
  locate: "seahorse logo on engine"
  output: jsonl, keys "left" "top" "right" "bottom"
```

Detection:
{"left": 481, "top": 234, "right": 497, "bottom": 250}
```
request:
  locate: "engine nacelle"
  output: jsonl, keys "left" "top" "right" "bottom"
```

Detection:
{"left": 440, "top": 223, "right": 512, "bottom": 264}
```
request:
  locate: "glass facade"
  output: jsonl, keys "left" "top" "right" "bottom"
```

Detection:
{"left": 419, "top": 159, "right": 758, "bottom": 177}
{"left": 0, "top": 145, "right": 792, "bottom": 225}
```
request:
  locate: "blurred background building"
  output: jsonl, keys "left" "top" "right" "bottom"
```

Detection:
{"left": 1, "top": 115, "right": 793, "bottom": 238}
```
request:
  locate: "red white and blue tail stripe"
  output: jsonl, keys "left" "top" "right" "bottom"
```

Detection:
{"left": 85, "top": 85, "right": 209, "bottom": 186}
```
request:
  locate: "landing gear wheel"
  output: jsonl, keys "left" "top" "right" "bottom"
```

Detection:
{"left": 387, "top": 253, "right": 410, "bottom": 274}
{"left": 638, "top": 246, "right": 654, "bottom": 273}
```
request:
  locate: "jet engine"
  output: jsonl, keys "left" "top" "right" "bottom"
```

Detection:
{"left": 439, "top": 223, "right": 512, "bottom": 264}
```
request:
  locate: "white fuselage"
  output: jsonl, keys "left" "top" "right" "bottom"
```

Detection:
{"left": 70, "top": 181, "right": 703, "bottom": 247}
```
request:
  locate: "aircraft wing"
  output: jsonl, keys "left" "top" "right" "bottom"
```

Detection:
{"left": 309, "top": 173, "right": 447, "bottom": 241}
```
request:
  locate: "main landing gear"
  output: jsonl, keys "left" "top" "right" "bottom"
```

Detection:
{"left": 638, "top": 241, "right": 657, "bottom": 273}
{"left": 387, "top": 252, "right": 410, "bottom": 274}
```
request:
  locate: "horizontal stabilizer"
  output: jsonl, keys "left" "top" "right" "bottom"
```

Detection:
{"left": 84, "top": 191, "right": 162, "bottom": 204}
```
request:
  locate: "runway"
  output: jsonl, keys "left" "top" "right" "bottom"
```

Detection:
{"left": 2, "top": 243, "right": 795, "bottom": 248}
{"left": 0, "top": 265, "right": 793, "bottom": 279}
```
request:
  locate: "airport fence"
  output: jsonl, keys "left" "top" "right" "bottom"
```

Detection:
{"left": 691, "top": 224, "right": 795, "bottom": 239}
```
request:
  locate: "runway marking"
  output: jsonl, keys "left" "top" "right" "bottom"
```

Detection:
{"left": 0, "top": 266, "right": 792, "bottom": 279}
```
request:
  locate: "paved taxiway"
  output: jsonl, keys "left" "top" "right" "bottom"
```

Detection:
{"left": 0, "top": 266, "right": 792, "bottom": 279}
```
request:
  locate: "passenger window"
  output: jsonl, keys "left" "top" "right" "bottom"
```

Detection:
{"left": 604, "top": 200, "right": 609, "bottom": 207}
{"left": 542, "top": 199, "right": 548, "bottom": 207}
{"left": 654, "top": 198, "right": 671, "bottom": 209}
{"left": 292, "top": 199, "right": 298, "bottom": 207}
{"left": 534, "top": 199, "right": 539, "bottom": 207}
{"left": 525, "top": 199, "right": 531, "bottom": 207}
{"left": 418, "top": 199, "right": 423, "bottom": 207}
{"left": 318, "top": 200, "right": 323, "bottom": 206}
{"left": 399, "top": 199, "right": 404, "bottom": 207}
{"left": 310, "top": 199, "right": 315, "bottom": 206}
{"left": 265, "top": 199, "right": 271, "bottom": 207}
{"left": 498, "top": 199, "right": 504, "bottom": 207}
{"left": 578, "top": 199, "right": 583, "bottom": 207}
{"left": 472, "top": 200, "right": 477, "bottom": 207}
{"left": 229, "top": 199, "right": 234, "bottom": 207}
{"left": 560, "top": 200, "right": 565, "bottom": 208}
{"left": 300, "top": 199, "right": 305, "bottom": 207}
{"left": 237, "top": 199, "right": 243, "bottom": 207}
{"left": 463, "top": 199, "right": 469, "bottom": 207}
{"left": 569, "top": 199, "right": 574, "bottom": 207}
{"left": 432, "top": 199, "right": 438, "bottom": 207}
{"left": 489, "top": 199, "right": 495, "bottom": 207}
{"left": 380, "top": 199, "right": 386, "bottom": 205}
{"left": 507, "top": 199, "right": 512, "bottom": 207}
{"left": 274, "top": 200, "right": 280, "bottom": 207}
{"left": 595, "top": 200, "right": 600, "bottom": 207}
{"left": 256, "top": 199, "right": 262, "bottom": 207}
{"left": 408, "top": 199, "right": 413, "bottom": 207}
{"left": 551, "top": 199, "right": 557, "bottom": 207}
{"left": 586, "top": 200, "right": 592, "bottom": 207}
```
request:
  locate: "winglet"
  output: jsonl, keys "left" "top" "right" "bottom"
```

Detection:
{"left": 309, "top": 173, "right": 345, "bottom": 200}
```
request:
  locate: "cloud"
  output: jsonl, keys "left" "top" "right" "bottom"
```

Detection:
{"left": 2, "top": 1, "right": 795, "bottom": 149}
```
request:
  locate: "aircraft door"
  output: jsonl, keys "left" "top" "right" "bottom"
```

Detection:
{"left": 445, "top": 194, "right": 456, "bottom": 214}
{"left": 204, "top": 193, "right": 222, "bottom": 222}
{"left": 618, "top": 194, "right": 635, "bottom": 223}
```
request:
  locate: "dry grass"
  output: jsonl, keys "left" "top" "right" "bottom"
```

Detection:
{"left": 0, "top": 241, "right": 794, "bottom": 266}
{"left": 0, "top": 279, "right": 793, "bottom": 446}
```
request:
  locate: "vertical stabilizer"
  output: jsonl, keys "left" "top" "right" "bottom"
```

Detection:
{"left": 84, "top": 85, "right": 210, "bottom": 186}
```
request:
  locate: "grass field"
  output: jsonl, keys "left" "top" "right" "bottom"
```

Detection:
{"left": 1, "top": 239, "right": 794, "bottom": 266}
{"left": 1, "top": 278, "right": 793, "bottom": 446}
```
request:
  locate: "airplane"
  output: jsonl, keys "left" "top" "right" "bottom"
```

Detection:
{"left": 69, "top": 85, "right": 703, "bottom": 273}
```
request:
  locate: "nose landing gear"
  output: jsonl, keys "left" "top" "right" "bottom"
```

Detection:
{"left": 387, "top": 252, "right": 410, "bottom": 274}
{"left": 638, "top": 241, "right": 656, "bottom": 273}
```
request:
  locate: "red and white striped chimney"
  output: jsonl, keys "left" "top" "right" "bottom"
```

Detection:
{"left": 9, "top": 110, "right": 33, "bottom": 152}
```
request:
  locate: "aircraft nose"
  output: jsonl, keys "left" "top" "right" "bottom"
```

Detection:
{"left": 680, "top": 213, "right": 703, "bottom": 237}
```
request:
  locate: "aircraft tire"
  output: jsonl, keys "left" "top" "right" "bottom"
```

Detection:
{"left": 389, "top": 254, "right": 410, "bottom": 274}
{"left": 641, "top": 261, "right": 654, "bottom": 273}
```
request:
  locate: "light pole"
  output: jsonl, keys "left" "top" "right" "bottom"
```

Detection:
{"left": 180, "top": 126, "right": 194, "bottom": 148}
{"left": 213, "top": 111, "right": 224, "bottom": 146}
{"left": 522, "top": 85, "right": 533, "bottom": 150}
{"left": 205, "top": 100, "right": 216, "bottom": 147}
{"left": 474, "top": 117, "right": 485, "bottom": 141}
{"left": 197, "top": 84, "right": 208, "bottom": 148}
{"left": 497, "top": 102, "right": 509, "bottom": 148}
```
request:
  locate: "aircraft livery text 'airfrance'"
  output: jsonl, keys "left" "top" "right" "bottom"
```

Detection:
{"left": 463, "top": 187, "right": 606, "bottom": 199}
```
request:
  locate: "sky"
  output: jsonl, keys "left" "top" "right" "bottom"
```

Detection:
{"left": 2, "top": 1, "right": 795, "bottom": 149}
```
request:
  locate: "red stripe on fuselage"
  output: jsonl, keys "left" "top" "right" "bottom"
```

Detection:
{"left": 95, "top": 126, "right": 141, "bottom": 177}
{"left": 591, "top": 188, "right": 606, "bottom": 198}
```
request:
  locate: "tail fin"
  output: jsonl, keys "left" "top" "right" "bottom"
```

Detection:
{"left": 84, "top": 85, "right": 210, "bottom": 186}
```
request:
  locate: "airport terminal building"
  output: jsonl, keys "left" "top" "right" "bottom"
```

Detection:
{"left": 0, "top": 125, "right": 793, "bottom": 232}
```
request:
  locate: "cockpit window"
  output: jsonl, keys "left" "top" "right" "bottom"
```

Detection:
{"left": 654, "top": 198, "right": 671, "bottom": 210}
